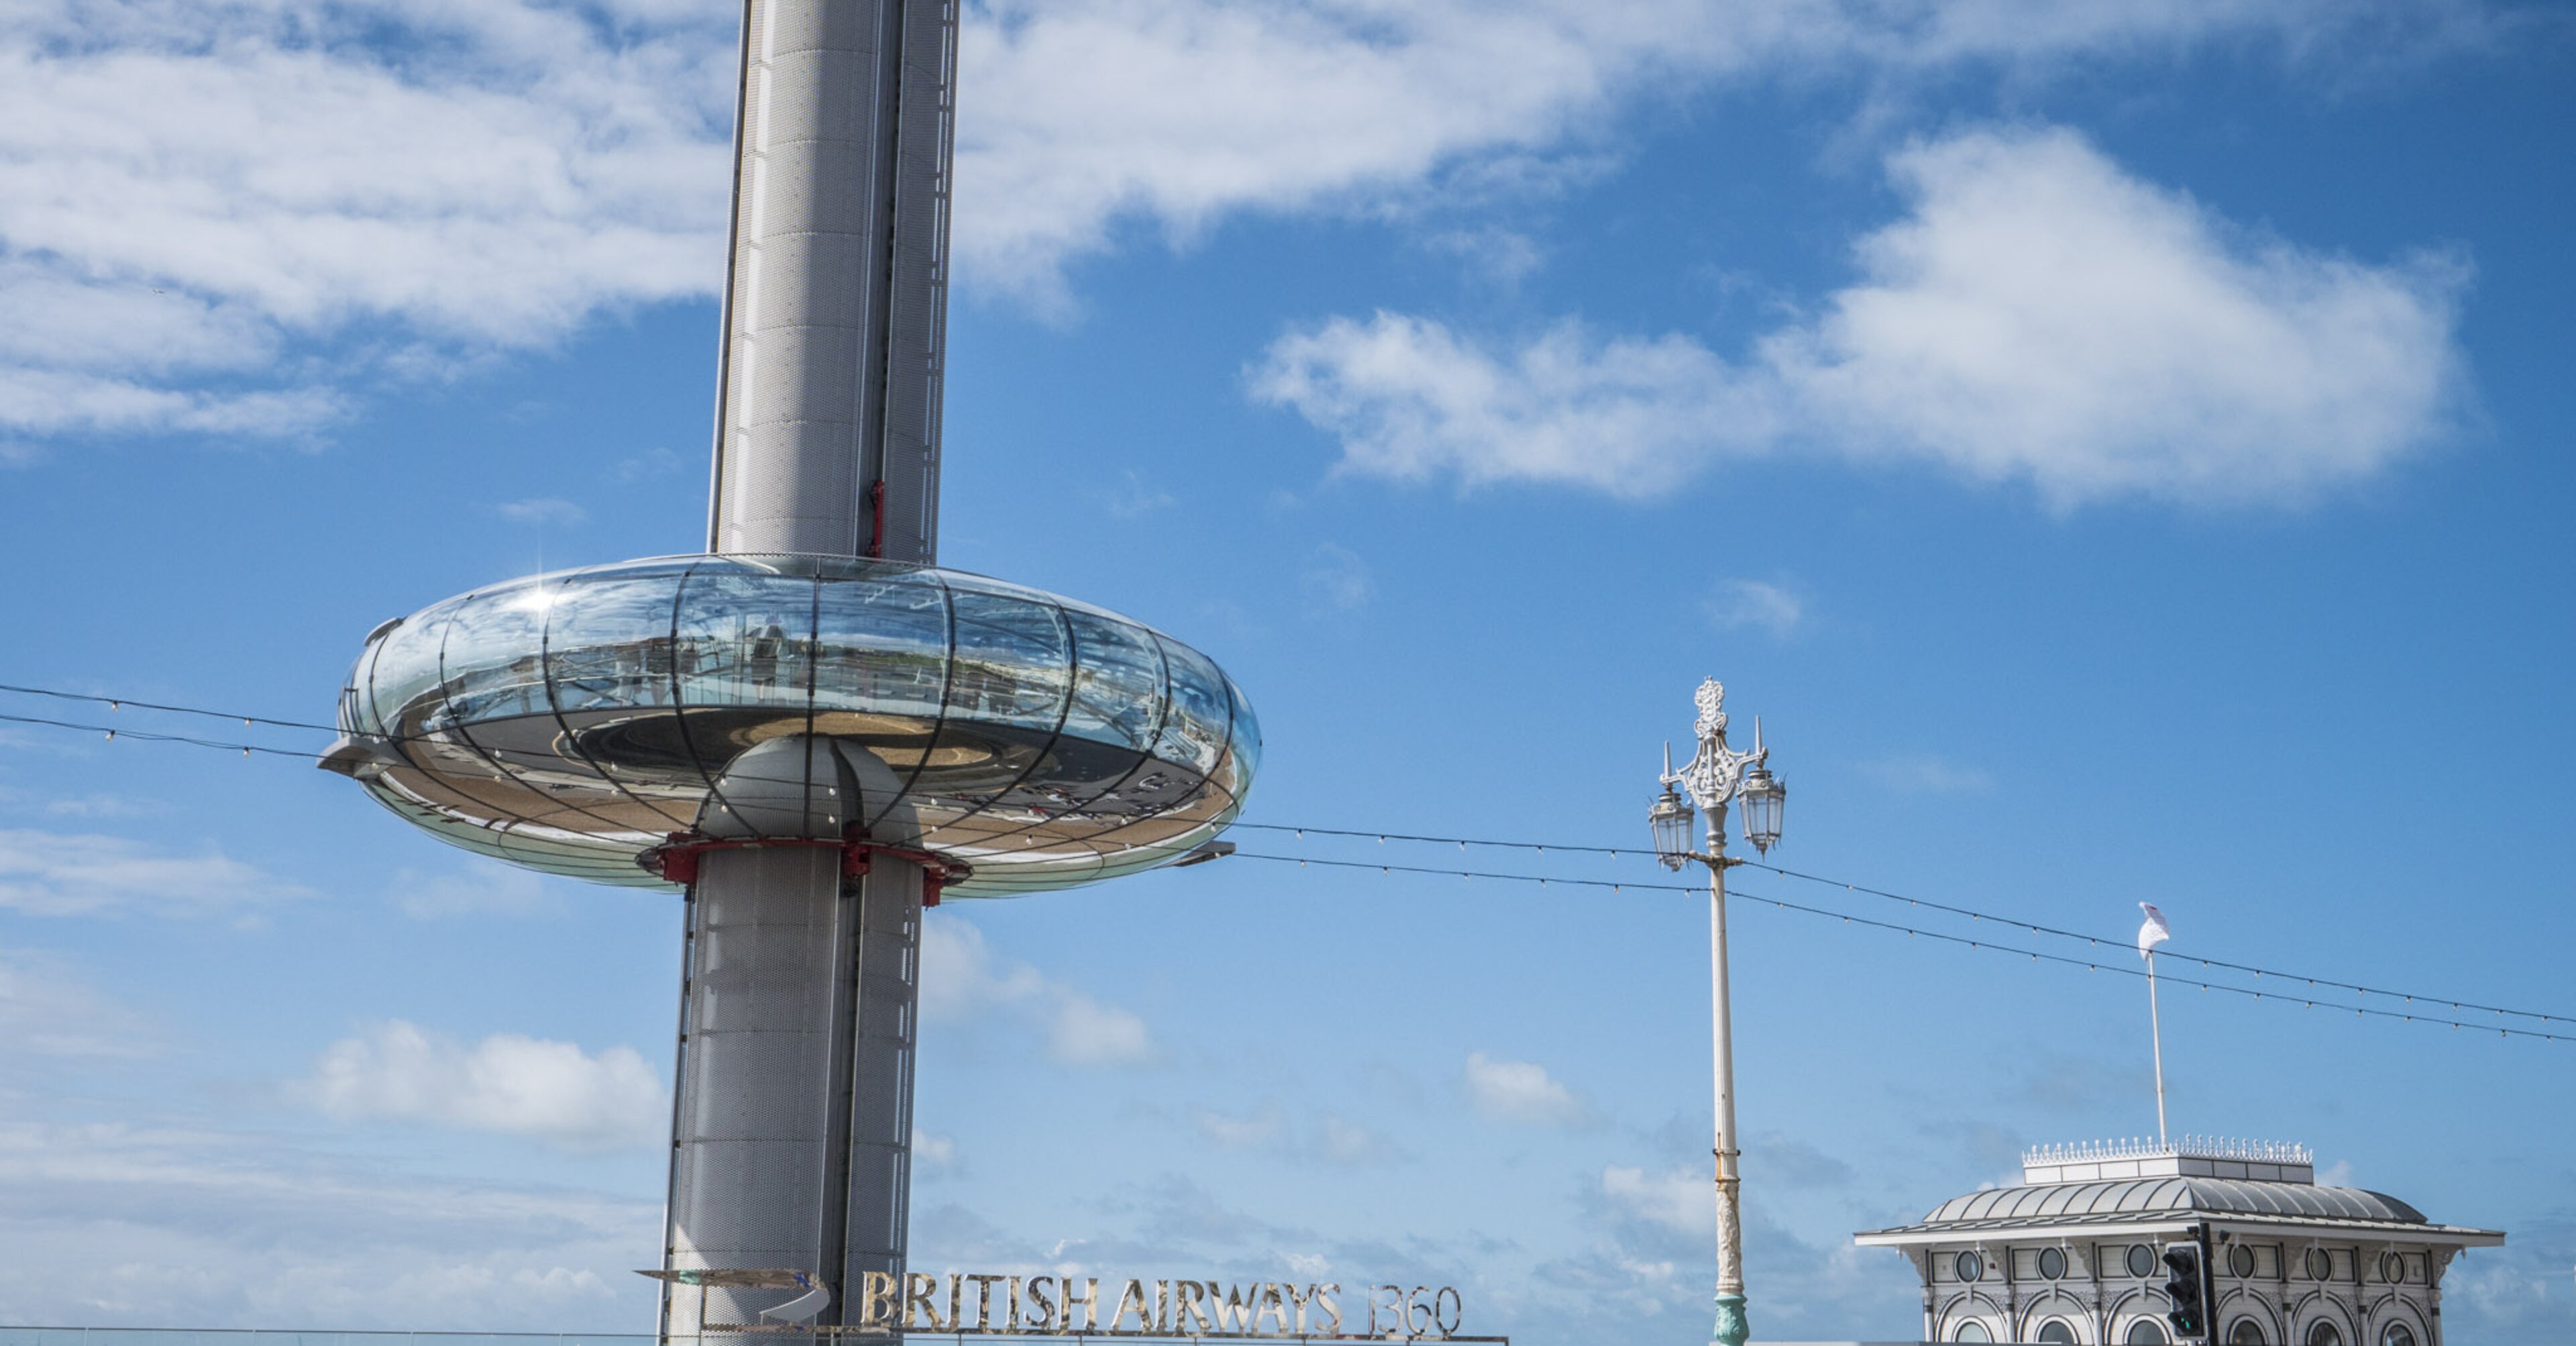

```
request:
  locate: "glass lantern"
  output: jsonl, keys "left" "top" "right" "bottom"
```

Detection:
{"left": 1737, "top": 764, "right": 1785, "bottom": 854}
{"left": 1649, "top": 787, "right": 1696, "bottom": 870}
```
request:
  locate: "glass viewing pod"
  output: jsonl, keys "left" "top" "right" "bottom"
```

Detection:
{"left": 323, "top": 555, "right": 1259, "bottom": 897}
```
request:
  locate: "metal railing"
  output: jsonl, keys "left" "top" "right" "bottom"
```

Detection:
{"left": 2022, "top": 1135, "right": 2311, "bottom": 1167}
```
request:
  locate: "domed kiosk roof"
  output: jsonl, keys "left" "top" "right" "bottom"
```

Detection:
{"left": 1919, "top": 1178, "right": 2427, "bottom": 1228}
{"left": 1854, "top": 1139, "right": 2503, "bottom": 1247}
{"left": 322, "top": 554, "right": 1257, "bottom": 896}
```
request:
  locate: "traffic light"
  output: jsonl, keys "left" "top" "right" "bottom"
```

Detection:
{"left": 2162, "top": 1241, "right": 2207, "bottom": 1338}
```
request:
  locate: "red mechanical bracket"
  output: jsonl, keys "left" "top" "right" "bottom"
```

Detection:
{"left": 640, "top": 832, "right": 967, "bottom": 906}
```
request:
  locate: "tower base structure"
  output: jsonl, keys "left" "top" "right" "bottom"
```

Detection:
{"left": 662, "top": 850, "right": 921, "bottom": 1336}
{"left": 658, "top": 736, "right": 926, "bottom": 1337}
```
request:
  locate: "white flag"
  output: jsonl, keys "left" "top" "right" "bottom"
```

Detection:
{"left": 2137, "top": 902, "right": 2172, "bottom": 958}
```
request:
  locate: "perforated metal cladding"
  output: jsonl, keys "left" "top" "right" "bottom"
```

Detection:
{"left": 709, "top": 0, "right": 955, "bottom": 562}
{"left": 662, "top": 849, "right": 919, "bottom": 1333}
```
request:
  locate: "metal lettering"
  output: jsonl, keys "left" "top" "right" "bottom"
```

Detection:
{"left": 858, "top": 1272, "right": 901, "bottom": 1327}
{"left": 1252, "top": 1283, "right": 1291, "bottom": 1335}
{"left": 967, "top": 1274, "right": 1005, "bottom": 1330}
{"left": 1210, "top": 1282, "right": 1259, "bottom": 1333}
{"left": 853, "top": 1272, "right": 1464, "bottom": 1340}
{"left": 904, "top": 1273, "right": 945, "bottom": 1331}
{"left": 1110, "top": 1279, "right": 1153, "bottom": 1332}
{"left": 1061, "top": 1277, "right": 1099, "bottom": 1331}
{"left": 1366, "top": 1284, "right": 1403, "bottom": 1336}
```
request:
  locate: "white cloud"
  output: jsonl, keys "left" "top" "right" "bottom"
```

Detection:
{"left": 0, "top": 949, "right": 158, "bottom": 1058}
{"left": 921, "top": 915, "right": 1157, "bottom": 1067}
{"left": 494, "top": 497, "right": 589, "bottom": 527}
{"left": 1463, "top": 1050, "right": 1590, "bottom": 1127}
{"left": 0, "top": 0, "right": 733, "bottom": 440}
{"left": 1048, "top": 991, "right": 1155, "bottom": 1066}
{"left": 0, "top": 1119, "right": 654, "bottom": 1328}
{"left": 1097, "top": 466, "right": 1179, "bottom": 519}
{"left": 912, "top": 1127, "right": 961, "bottom": 1174}
{"left": 614, "top": 446, "right": 687, "bottom": 482}
{"left": 1192, "top": 1103, "right": 1403, "bottom": 1165}
{"left": 1313, "top": 1114, "right": 1401, "bottom": 1166}
{"left": 301, "top": 1021, "right": 665, "bottom": 1153}
{"left": 1709, "top": 579, "right": 1805, "bottom": 637}
{"left": 1255, "top": 126, "right": 2470, "bottom": 509}
{"left": 0, "top": 827, "right": 303, "bottom": 919}
{"left": 1252, "top": 311, "right": 1766, "bottom": 498}
{"left": 953, "top": 0, "right": 2469, "bottom": 305}
{"left": 1300, "top": 541, "right": 1375, "bottom": 613}
{"left": 1767, "top": 127, "right": 2471, "bottom": 506}
{"left": 1599, "top": 1163, "right": 1713, "bottom": 1235}
{"left": 1194, "top": 1103, "right": 1287, "bottom": 1150}
{"left": 0, "top": 0, "right": 2477, "bottom": 438}
{"left": 1861, "top": 753, "right": 1994, "bottom": 794}
{"left": 38, "top": 792, "right": 163, "bottom": 819}
{"left": 389, "top": 864, "right": 567, "bottom": 919}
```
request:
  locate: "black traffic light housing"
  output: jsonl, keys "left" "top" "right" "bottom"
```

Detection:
{"left": 2163, "top": 1234, "right": 2211, "bottom": 1339}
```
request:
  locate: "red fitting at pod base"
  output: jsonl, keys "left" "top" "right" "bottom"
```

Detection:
{"left": 640, "top": 832, "right": 965, "bottom": 905}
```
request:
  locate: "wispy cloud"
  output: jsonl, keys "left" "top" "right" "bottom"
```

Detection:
{"left": 1462, "top": 1051, "right": 1591, "bottom": 1128}
{"left": 922, "top": 915, "right": 1157, "bottom": 1068}
{"left": 1254, "top": 127, "right": 2469, "bottom": 509}
{"left": 0, "top": 948, "right": 157, "bottom": 1058}
{"left": 0, "top": 827, "right": 305, "bottom": 919}
{"left": 0, "top": 1119, "right": 654, "bottom": 1327}
{"left": 389, "top": 864, "right": 566, "bottom": 920}
{"left": 1597, "top": 1163, "right": 1711, "bottom": 1235}
{"left": 912, "top": 1127, "right": 961, "bottom": 1176}
{"left": 1860, "top": 753, "right": 1994, "bottom": 794}
{"left": 494, "top": 497, "right": 588, "bottom": 527}
{"left": 1708, "top": 578, "right": 1804, "bottom": 637}
{"left": 0, "top": 0, "right": 2485, "bottom": 438}
{"left": 955, "top": 0, "right": 2477, "bottom": 307}
{"left": 38, "top": 792, "right": 164, "bottom": 819}
{"left": 1193, "top": 1102, "right": 1407, "bottom": 1166}
{"left": 1097, "top": 467, "right": 1178, "bottom": 519}
{"left": 300, "top": 1021, "right": 665, "bottom": 1154}
{"left": 1300, "top": 542, "right": 1375, "bottom": 613}
{"left": 614, "top": 446, "right": 686, "bottom": 482}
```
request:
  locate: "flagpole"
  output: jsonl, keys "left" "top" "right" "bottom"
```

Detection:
{"left": 2145, "top": 948, "right": 2169, "bottom": 1145}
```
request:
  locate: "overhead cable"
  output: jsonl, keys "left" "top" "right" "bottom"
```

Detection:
{"left": 6, "top": 678, "right": 2569, "bottom": 1033}
{"left": 1228, "top": 851, "right": 2575, "bottom": 1045}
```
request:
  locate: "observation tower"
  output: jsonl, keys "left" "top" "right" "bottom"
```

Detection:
{"left": 319, "top": 1, "right": 1258, "bottom": 1337}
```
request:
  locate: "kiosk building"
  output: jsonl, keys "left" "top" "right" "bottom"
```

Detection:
{"left": 1854, "top": 1138, "right": 2502, "bottom": 1346}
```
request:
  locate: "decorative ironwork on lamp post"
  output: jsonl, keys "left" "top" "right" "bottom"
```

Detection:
{"left": 1651, "top": 678, "right": 1784, "bottom": 1346}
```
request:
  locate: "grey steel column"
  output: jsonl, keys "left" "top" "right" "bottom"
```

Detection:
{"left": 667, "top": 0, "right": 955, "bottom": 1337}
{"left": 706, "top": 0, "right": 955, "bottom": 562}
{"left": 663, "top": 847, "right": 920, "bottom": 1335}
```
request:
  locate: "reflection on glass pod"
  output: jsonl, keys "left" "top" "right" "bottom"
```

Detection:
{"left": 320, "top": 554, "right": 1259, "bottom": 897}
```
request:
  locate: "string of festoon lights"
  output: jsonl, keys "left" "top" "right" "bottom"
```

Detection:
{"left": 5, "top": 680, "right": 2570, "bottom": 1043}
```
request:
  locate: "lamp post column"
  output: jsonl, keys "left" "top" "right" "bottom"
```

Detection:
{"left": 1654, "top": 678, "right": 1780, "bottom": 1346}
{"left": 1705, "top": 813, "right": 1749, "bottom": 1346}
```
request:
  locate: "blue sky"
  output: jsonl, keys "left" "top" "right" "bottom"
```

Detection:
{"left": 1, "top": 1, "right": 2571, "bottom": 1341}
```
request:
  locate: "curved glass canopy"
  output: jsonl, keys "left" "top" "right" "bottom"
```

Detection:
{"left": 327, "top": 554, "right": 1258, "bottom": 896}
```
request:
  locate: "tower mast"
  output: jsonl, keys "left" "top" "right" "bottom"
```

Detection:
{"left": 665, "top": 2, "right": 957, "bottom": 1337}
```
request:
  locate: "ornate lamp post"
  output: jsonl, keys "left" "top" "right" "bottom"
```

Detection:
{"left": 1651, "top": 678, "right": 1784, "bottom": 1346}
